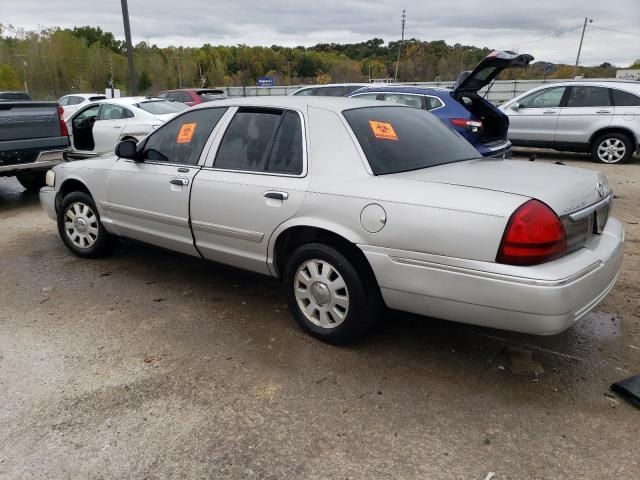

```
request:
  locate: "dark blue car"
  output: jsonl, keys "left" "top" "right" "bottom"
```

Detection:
{"left": 348, "top": 51, "right": 533, "bottom": 158}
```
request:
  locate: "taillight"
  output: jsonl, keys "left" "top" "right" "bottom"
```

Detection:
{"left": 57, "top": 104, "right": 69, "bottom": 137}
{"left": 450, "top": 118, "right": 482, "bottom": 132}
{"left": 496, "top": 200, "right": 566, "bottom": 266}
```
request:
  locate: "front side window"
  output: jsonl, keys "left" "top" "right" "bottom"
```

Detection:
{"left": 142, "top": 108, "right": 227, "bottom": 165}
{"left": 75, "top": 105, "right": 100, "bottom": 121}
{"left": 566, "top": 86, "right": 611, "bottom": 107}
{"left": 99, "top": 104, "right": 133, "bottom": 120}
{"left": 293, "top": 88, "right": 315, "bottom": 96}
{"left": 612, "top": 89, "right": 640, "bottom": 107}
{"left": 519, "top": 87, "right": 566, "bottom": 108}
{"left": 343, "top": 106, "right": 479, "bottom": 175}
{"left": 214, "top": 108, "right": 303, "bottom": 175}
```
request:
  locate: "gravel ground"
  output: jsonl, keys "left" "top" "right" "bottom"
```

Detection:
{"left": 0, "top": 150, "right": 639, "bottom": 479}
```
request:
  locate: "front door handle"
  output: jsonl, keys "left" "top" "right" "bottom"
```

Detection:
{"left": 169, "top": 178, "right": 189, "bottom": 186}
{"left": 113, "top": 125, "right": 122, "bottom": 128}
{"left": 596, "top": 110, "right": 612, "bottom": 114}
{"left": 542, "top": 110, "right": 557, "bottom": 115}
{"left": 177, "top": 167, "right": 190, "bottom": 173}
{"left": 264, "top": 191, "right": 289, "bottom": 201}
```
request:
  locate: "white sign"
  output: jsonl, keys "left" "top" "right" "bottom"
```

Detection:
{"left": 616, "top": 70, "right": 640, "bottom": 80}
{"left": 105, "top": 88, "right": 121, "bottom": 99}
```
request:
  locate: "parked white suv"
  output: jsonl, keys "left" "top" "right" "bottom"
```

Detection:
{"left": 501, "top": 81, "right": 640, "bottom": 163}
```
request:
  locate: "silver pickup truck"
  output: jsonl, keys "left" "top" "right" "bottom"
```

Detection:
{"left": 0, "top": 100, "right": 70, "bottom": 191}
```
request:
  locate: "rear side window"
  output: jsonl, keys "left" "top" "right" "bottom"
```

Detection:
{"left": 314, "top": 86, "right": 346, "bottom": 97}
{"left": 143, "top": 107, "right": 227, "bottom": 165}
{"left": 612, "top": 89, "right": 640, "bottom": 106}
{"left": 293, "top": 88, "right": 315, "bottom": 96}
{"left": 343, "top": 106, "right": 479, "bottom": 175}
{"left": 353, "top": 93, "right": 382, "bottom": 101}
{"left": 137, "top": 100, "right": 187, "bottom": 115}
{"left": 425, "top": 96, "right": 444, "bottom": 110}
{"left": 382, "top": 93, "right": 423, "bottom": 109}
{"left": 214, "top": 108, "right": 303, "bottom": 175}
{"left": 566, "top": 86, "right": 611, "bottom": 107}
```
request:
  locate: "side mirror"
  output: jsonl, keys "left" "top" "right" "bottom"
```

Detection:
{"left": 115, "top": 140, "right": 139, "bottom": 161}
{"left": 510, "top": 102, "right": 521, "bottom": 110}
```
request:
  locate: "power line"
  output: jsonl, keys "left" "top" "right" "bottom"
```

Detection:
{"left": 499, "top": 25, "right": 583, "bottom": 50}
{"left": 588, "top": 24, "right": 640, "bottom": 37}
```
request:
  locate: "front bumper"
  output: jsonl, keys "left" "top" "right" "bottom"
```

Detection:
{"left": 360, "top": 218, "right": 625, "bottom": 335}
{"left": 39, "top": 187, "right": 57, "bottom": 221}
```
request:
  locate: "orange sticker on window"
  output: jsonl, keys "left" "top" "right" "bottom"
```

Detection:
{"left": 369, "top": 121, "right": 398, "bottom": 141}
{"left": 177, "top": 123, "right": 197, "bottom": 143}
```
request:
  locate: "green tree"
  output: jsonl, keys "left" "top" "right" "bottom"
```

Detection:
{"left": 0, "top": 64, "right": 21, "bottom": 90}
{"left": 137, "top": 70, "right": 152, "bottom": 93}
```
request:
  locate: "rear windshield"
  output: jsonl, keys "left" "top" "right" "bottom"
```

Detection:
{"left": 136, "top": 100, "right": 187, "bottom": 115}
{"left": 343, "top": 106, "right": 479, "bottom": 175}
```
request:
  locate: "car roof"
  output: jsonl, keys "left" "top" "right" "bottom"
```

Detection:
{"left": 91, "top": 96, "right": 166, "bottom": 106}
{"left": 61, "top": 93, "right": 105, "bottom": 98}
{"left": 190, "top": 95, "right": 396, "bottom": 112}
{"left": 350, "top": 85, "right": 452, "bottom": 96}
{"left": 523, "top": 80, "right": 640, "bottom": 93}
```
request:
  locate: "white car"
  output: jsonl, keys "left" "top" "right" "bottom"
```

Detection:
{"left": 40, "top": 97, "right": 624, "bottom": 344}
{"left": 58, "top": 93, "right": 106, "bottom": 119}
{"left": 66, "top": 97, "right": 187, "bottom": 158}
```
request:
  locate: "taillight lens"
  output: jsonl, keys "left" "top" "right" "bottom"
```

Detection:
{"left": 496, "top": 200, "right": 566, "bottom": 266}
{"left": 57, "top": 104, "right": 69, "bottom": 137}
{"left": 450, "top": 118, "right": 483, "bottom": 132}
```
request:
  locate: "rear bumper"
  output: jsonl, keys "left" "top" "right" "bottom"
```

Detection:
{"left": 0, "top": 149, "right": 67, "bottom": 174}
{"left": 360, "top": 218, "right": 624, "bottom": 335}
{"left": 478, "top": 140, "right": 511, "bottom": 158}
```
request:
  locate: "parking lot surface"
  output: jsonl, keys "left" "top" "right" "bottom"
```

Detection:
{"left": 1, "top": 151, "right": 639, "bottom": 479}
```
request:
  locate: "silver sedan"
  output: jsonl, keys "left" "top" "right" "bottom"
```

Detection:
{"left": 40, "top": 97, "right": 624, "bottom": 344}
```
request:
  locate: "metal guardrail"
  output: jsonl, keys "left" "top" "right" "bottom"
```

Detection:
{"left": 219, "top": 79, "right": 614, "bottom": 104}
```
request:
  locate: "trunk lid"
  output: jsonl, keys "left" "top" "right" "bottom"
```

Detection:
{"left": 390, "top": 158, "right": 610, "bottom": 216}
{"left": 452, "top": 51, "right": 534, "bottom": 94}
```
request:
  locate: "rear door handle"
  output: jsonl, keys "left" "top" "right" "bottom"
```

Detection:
{"left": 169, "top": 178, "right": 189, "bottom": 186}
{"left": 264, "top": 191, "right": 289, "bottom": 201}
{"left": 542, "top": 110, "right": 557, "bottom": 115}
{"left": 596, "top": 110, "right": 612, "bottom": 114}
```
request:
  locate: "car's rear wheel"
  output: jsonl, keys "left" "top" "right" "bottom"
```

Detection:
{"left": 57, "top": 191, "right": 116, "bottom": 258}
{"left": 15, "top": 170, "right": 47, "bottom": 192}
{"left": 592, "top": 133, "right": 633, "bottom": 164}
{"left": 284, "top": 243, "right": 379, "bottom": 344}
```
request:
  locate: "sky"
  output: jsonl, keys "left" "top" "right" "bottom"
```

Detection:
{"left": 2, "top": 0, "right": 639, "bottom": 67}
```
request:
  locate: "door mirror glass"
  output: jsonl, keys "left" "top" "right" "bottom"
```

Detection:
{"left": 115, "top": 140, "right": 138, "bottom": 160}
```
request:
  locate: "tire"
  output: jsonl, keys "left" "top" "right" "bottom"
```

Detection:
{"left": 591, "top": 133, "right": 634, "bottom": 164}
{"left": 283, "top": 243, "right": 380, "bottom": 344}
{"left": 57, "top": 191, "right": 116, "bottom": 258}
{"left": 15, "top": 170, "right": 47, "bottom": 192}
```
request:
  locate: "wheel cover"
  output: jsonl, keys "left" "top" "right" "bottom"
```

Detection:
{"left": 64, "top": 201, "right": 99, "bottom": 249}
{"left": 294, "top": 259, "right": 350, "bottom": 329}
{"left": 597, "top": 138, "right": 626, "bottom": 163}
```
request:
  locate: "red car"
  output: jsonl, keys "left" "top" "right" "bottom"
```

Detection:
{"left": 155, "top": 88, "right": 227, "bottom": 106}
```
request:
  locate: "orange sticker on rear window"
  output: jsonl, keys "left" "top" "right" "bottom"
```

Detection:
{"left": 369, "top": 121, "right": 398, "bottom": 141}
{"left": 177, "top": 123, "right": 197, "bottom": 143}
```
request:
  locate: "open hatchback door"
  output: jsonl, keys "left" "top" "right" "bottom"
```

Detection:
{"left": 453, "top": 50, "right": 534, "bottom": 93}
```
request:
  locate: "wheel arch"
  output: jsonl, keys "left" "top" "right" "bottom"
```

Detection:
{"left": 56, "top": 177, "right": 94, "bottom": 212}
{"left": 269, "top": 221, "right": 376, "bottom": 284}
{"left": 589, "top": 127, "right": 638, "bottom": 150}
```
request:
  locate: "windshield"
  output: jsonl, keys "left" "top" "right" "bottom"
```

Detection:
{"left": 343, "top": 106, "right": 479, "bottom": 175}
{"left": 136, "top": 100, "right": 188, "bottom": 115}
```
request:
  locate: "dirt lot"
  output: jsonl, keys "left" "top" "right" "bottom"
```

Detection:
{"left": 1, "top": 150, "right": 639, "bottom": 479}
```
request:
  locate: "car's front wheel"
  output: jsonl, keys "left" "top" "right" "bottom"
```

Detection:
{"left": 592, "top": 133, "right": 634, "bottom": 164}
{"left": 57, "top": 191, "right": 116, "bottom": 258}
{"left": 284, "top": 243, "right": 380, "bottom": 344}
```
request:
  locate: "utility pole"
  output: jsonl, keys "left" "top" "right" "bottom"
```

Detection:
{"left": 573, "top": 17, "right": 593, "bottom": 78}
{"left": 10, "top": 54, "right": 28, "bottom": 93}
{"left": 120, "top": 0, "right": 137, "bottom": 95}
{"left": 394, "top": 9, "right": 406, "bottom": 83}
{"left": 108, "top": 54, "right": 115, "bottom": 98}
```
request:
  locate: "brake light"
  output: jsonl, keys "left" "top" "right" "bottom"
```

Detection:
{"left": 449, "top": 118, "right": 483, "bottom": 132}
{"left": 57, "top": 104, "right": 69, "bottom": 137}
{"left": 496, "top": 200, "right": 566, "bottom": 266}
